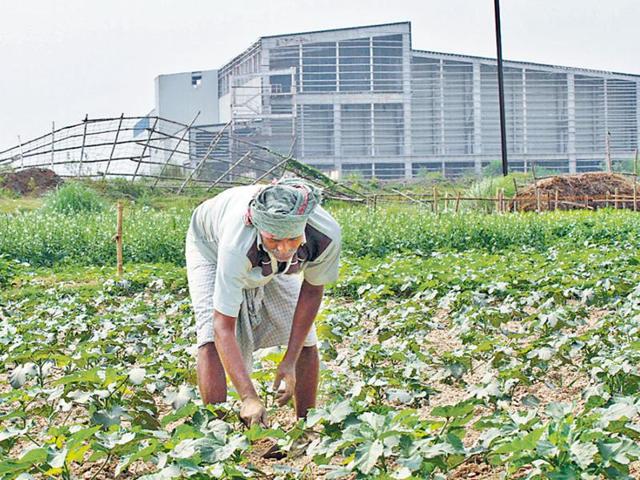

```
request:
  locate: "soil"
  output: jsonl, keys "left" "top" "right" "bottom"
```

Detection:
{"left": 512, "top": 172, "right": 639, "bottom": 211}
{"left": 0, "top": 168, "right": 63, "bottom": 195}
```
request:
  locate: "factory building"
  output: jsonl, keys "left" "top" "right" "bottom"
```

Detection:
{"left": 153, "top": 21, "right": 639, "bottom": 179}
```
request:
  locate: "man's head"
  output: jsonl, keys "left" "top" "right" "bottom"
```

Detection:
{"left": 248, "top": 178, "right": 322, "bottom": 260}
{"left": 260, "top": 230, "right": 305, "bottom": 262}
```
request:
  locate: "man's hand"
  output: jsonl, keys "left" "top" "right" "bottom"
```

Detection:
{"left": 239, "top": 397, "right": 268, "bottom": 427}
{"left": 273, "top": 360, "right": 296, "bottom": 407}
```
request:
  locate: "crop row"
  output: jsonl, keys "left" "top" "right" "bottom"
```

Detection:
{"left": 3, "top": 205, "right": 640, "bottom": 266}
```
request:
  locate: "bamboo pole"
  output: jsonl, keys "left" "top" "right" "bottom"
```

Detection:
{"left": 78, "top": 114, "right": 88, "bottom": 176}
{"left": 206, "top": 150, "right": 252, "bottom": 193}
{"left": 177, "top": 122, "right": 231, "bottom": 194}
{"left": 132, "top": 117, "right": 159, "bottom": 182}
{"left": 536, "top": 188, "right": 541, "bottom": 213}
{"left": 455, "top": 192, "right": 461, "bottom": 213}
{"left": 152, "top": 111, "right": 200, "bottom": 189}
{"left": 115, "top": 202, "right": 124, "bottom": 276}
{"left": 104, "top": 113, "right": 124, "bottom": 177}
{"left": 391, "top": 188, "right": 428, "bottom": 206}
{"left": 614, "top": 188, "right": 619, "bottom": 209}
{"left": 554, "top": 190, "right": 559, "bottom": 211}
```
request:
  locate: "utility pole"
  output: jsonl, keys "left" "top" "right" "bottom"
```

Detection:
{"left": 494, "top": 0, "right": 509, "bottom": 176}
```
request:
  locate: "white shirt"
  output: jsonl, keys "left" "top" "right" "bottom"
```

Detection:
{"left": 186, "top": 185, "right": 342, "bottom": 318}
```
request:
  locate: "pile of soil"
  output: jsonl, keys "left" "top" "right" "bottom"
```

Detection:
{"left": 512, "top": 172, "right": 639, "bottom": 211}
{"left": 0, "top": 168, "right": 63, "bottom": 196}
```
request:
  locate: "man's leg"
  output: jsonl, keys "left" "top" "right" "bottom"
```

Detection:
{"left": 197, "top": 342, "right": 227, "bottom": 404}
{"left": 294, "top": 345, "right": 319, "bottom": 418}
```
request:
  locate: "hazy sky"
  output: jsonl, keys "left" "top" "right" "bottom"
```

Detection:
{"left": 1, "top": 0, "right": 638, "bottom": 149}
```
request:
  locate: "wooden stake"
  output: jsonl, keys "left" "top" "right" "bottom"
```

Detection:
{"left": 495, "top": 190, "right": 500, "bottom": 214}
{"left": 116, "top": 202, "right": 124, "bottom": 276}
{"left": 554, "top": 190, "right": 559, "bottom": 211}
{"left": 536, "top": 188, "right": 541, "bottom": 213}
{"left": 455, "top": 192, "right": 461, "bottom": 213}
{"left": 634, "top": 183, "right": 637, "bottom": 212}
{"left": 614, "top": 188, "right": 619, "bottom": 209}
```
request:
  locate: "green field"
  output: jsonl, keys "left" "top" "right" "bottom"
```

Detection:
{"left": 1, "top": 187, "right": 640, "bottom": 478}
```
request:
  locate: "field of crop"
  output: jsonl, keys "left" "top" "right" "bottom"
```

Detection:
{"left": 2, "top": 192, "right": 640, "bottom": 479}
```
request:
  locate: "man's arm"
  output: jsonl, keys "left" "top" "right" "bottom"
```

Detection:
{"left": 273, "top": 280, "right": 324, "bottom": 405}
{"left": 213, "top": 310, "right": 267, "bottom": 426}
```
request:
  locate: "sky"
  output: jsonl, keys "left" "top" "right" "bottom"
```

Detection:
{"left": 0, "top": 0, "right": 638, "bottom": 149}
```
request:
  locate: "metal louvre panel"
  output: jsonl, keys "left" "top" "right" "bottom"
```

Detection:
{"left": 480, "top": 64, "right": 525, "bottom": 155}
{"left": 298, "top": 105, "right": 334, "bottom": 157}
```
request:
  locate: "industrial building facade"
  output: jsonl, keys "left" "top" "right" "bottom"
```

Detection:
{"left": 173, "top": 22, "right": 640, "bottom": 179}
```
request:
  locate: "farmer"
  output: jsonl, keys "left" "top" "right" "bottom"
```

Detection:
{"left": 185, "top": 178, "right": 341, "bottom": 427}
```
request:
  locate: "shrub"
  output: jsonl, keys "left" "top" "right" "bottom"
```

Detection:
{"left": 41, "top": 182, "right": 107, "bottom": 214}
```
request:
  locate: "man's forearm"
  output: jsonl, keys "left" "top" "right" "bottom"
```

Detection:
{"left": 283, "top": 280, "right": 324, "bottom": 363}
{"left": 213, "top": 311, "right": 258, "bottom": 401}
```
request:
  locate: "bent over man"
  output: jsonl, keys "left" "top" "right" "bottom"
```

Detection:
{"left": 185, "top": 178, "right": 341, "bottom": 426}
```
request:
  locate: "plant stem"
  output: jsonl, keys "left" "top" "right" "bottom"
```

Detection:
{"left": 90, "top": 453, "right": 112, "bottom": 480}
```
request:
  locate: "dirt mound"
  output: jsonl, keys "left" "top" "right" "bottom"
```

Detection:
{"left": 0, "top": 168, "right": 64, "bottom": 196}
{"left": 512, "top": 172, "right": 638, "bottom": 211}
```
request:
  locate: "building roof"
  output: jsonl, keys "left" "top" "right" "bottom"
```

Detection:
{"left": 412, "top": 49, "right": 640, "bottom": 79}
{"left": 259, "top": 21, "right": 410, "bottom": 40}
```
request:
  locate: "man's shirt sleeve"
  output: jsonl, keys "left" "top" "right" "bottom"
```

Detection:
{"left": 303, "top": 228, "right": 342, "bottom": 286}
{"left": 212, "top": 247, "right": 247, "bottom": 317}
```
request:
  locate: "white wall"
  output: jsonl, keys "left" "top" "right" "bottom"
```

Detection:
{"left": 155, "top": 69, "right": 220, "bottom": 131}
{"left": 219, "top": 92, "right": 231, "bottom": 123}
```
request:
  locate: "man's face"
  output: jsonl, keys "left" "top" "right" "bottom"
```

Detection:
{"left": 260, "top": 231, "right": 304, "bottom": 262}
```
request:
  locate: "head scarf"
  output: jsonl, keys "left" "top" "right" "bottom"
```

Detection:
{"left": 246, "top": 178, "right": 322, "bottom": 239}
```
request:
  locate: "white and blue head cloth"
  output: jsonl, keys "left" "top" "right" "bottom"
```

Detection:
{"left": 247, "top": 178, "right": 323, "bottom": 239}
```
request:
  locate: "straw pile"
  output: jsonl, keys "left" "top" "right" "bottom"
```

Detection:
{"left": 512, "top": 172, "right": 638, "bottom": 211}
